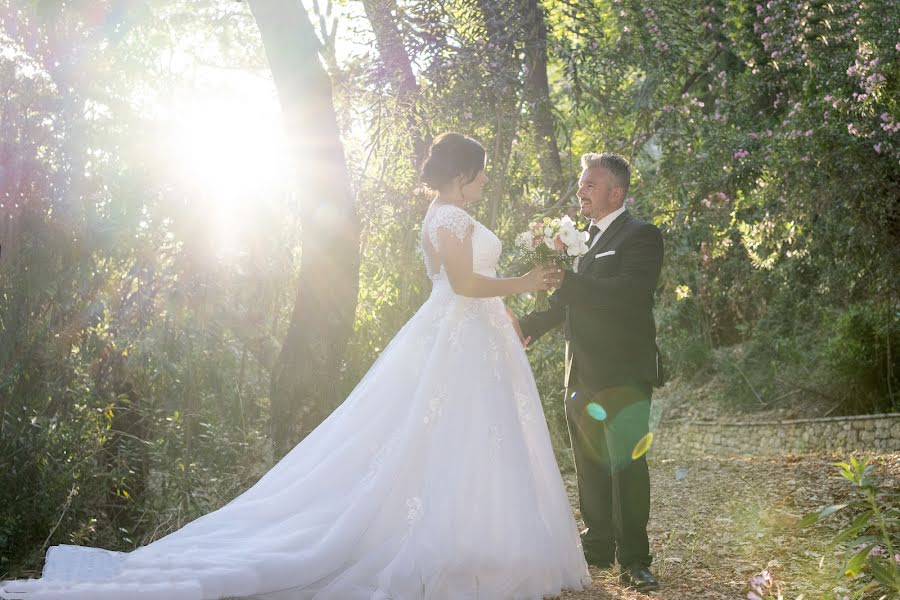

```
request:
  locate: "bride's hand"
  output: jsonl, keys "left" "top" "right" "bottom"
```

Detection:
{"left": 522, "top": 264, "right": 563, "bottom": 293}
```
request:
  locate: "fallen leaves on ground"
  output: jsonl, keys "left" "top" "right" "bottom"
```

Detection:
{"left": 555, "top": 452, "right": 900, "bottom": 599}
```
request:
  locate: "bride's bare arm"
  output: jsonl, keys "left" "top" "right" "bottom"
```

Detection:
{"left": 437, "top": 227, "right": 559, "bottom": 298}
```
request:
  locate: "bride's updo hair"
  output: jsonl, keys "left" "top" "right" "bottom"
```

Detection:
{"left": 420, "top": 133, "right": 486, "bottom": 190}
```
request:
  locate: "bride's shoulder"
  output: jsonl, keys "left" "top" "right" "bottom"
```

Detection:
{"left": 426, "top": 203, "right": 476, "bottom": 242}
{"left": 428, "top": 202, "right": 472, "bottom": 219}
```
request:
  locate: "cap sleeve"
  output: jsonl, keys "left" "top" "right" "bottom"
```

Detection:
{"left": 426, "top": 204, "right": 474, "bottom": 251}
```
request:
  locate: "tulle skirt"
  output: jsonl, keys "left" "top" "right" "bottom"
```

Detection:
{"left": 0, "top": 279, "right": 591, "bottom": 599}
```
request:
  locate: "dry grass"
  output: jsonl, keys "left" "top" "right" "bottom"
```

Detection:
{"left": 556, "top": 452, "right": 900, "bottom": 599}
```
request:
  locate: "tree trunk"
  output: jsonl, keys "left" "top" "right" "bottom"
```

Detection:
{"left": 360, "top": 0, "right": 428, "bottom": 166}
{"left": 476, "top": 0, "right": 522, "bottom": 228}
{"left": 521, "top": 0, "right": 564, "bottom": 199}
{"left": 249, "top": 0, "right": 361, "bottom": 457}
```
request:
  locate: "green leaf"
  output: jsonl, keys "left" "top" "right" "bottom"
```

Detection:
{"left": 839, "top": 470, "right": 856, "bottom": 483}
{"left": 798, "top": 513, "right": 820, "bottom": 527}
{"left": 868, "top": 557, "right": 900, "bottom": 590}
{"left": 831, "top": 510, "right": 873, "bottom": 545}
{"left": 844, "top": 542, "right": 876, "bottom": 576}
{"left": 800, "top": 503, "right": 850, "bottom": 527}
{"left": 845, "top": 534, "right": 880, "bottom": 548}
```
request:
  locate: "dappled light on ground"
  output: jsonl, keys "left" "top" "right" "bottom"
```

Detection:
{"left": 556, "top": 452, "right": 900, "bottom": 599}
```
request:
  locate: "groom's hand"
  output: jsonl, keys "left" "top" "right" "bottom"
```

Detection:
{"left": 545, "top": 267, "right": 563, "bottom": 289}
{"left": 505, "top": 305, "right": 531, "bottom": 348}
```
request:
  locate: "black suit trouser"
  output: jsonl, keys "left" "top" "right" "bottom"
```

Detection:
{"left": 565, "top": 381, "right": 652, "bottom": 569}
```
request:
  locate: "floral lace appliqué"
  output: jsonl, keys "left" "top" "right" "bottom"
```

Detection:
{"left": 489, "top": 425, "right": 503, "bottom": 452}
{"left": 481, "top": 335, "right": 502, "bottom": 382}
{"left": 406, "top": 497, "right": 424, "bottom": 525}
{"left": 362, "top": 432, "right": 400, "bottom": 485}
{"left": 447, "top": 299, "right": 481, "bottom": 350}
{"left": 423, "top": 389, "right": 446, "bottom": 425}
{"left": 426, "top": 204, "right": 473, "bottom": 250}
{"left": 515, "top": 391, "right": 534, "bottom": 424}
{"left": 421, "top": 205, "right": 501, "bottom": 281}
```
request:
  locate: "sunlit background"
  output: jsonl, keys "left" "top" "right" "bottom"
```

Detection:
{"left": 1, "top": 1, "right": 897, "bottom": 595}
{"left": 161, "top": 69, "right": 289, "bottom": 258}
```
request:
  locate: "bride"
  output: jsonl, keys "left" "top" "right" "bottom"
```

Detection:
{"left": 0, "top": 133, "right": 592, "bottom": 599}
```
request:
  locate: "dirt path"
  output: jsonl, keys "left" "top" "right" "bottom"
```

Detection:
{"left": 556, "top": 452, "right": 900, "bottom": 599}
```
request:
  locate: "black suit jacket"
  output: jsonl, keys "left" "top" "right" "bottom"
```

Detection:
{"left": 519, "top": 210, "right": 665, "bottom": 391}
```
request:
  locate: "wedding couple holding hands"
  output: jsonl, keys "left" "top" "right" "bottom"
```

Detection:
{"left": 0, "top": 132, "right": 664, "bottom": 599}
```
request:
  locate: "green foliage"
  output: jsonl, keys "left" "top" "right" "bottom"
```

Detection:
{"left": 570, "top": 0, "right": 900, "bottom": 414}
{"left": 824, "top": 304, "right": 900, "bottom": 413}
{"left": 2, "top": 0, "right": 899, "bottom": 580}
{"left": 800, "top": 456, "right": 900, "bottom": 598}
{"left": 0, "top": 1, "right": 281, "bottom": 576}
{"left": 657, "top": 297, "right": 715, "bottom": 380}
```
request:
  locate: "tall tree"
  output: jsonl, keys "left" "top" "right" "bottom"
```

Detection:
{"left": 249, "top": 0, "right": 361, "bottom": 456}
{"left": 476, "top": 0, "right": 523, "bottom": 227}
{"left": 521, "top": 0, "right": 564, "bottom": 198}
{"left": 361, "top": 0, "right": 428, "bottom": 164}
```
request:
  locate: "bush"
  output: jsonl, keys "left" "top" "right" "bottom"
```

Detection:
{"left": 656, "top": 299, "right": 714, "bottom": 381}
{"left": 824, "top": 304, "right": 900, "bottom": 413}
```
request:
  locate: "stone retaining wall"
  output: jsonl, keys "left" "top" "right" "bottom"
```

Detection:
{"left": 650, "top": 413, "right": 900, "bottom": 458}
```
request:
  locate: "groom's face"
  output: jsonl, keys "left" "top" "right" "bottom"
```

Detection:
{"left": 577, "top": 167, "right": 623, "bottom": 221}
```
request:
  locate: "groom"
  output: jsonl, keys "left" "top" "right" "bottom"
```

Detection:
{"left": 515, "top": 152, "right": 664, "bottom": 592}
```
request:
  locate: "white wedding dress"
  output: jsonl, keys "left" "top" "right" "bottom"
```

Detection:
{"left": 0, "top": 204, "right": 591, "bottom": 600}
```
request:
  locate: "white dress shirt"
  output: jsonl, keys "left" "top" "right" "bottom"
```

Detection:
{"left": 575, "top": 205, "right": 627, "bottom": 273}
{"left": 589, "top": 205, "right": 627, "bottom": 249}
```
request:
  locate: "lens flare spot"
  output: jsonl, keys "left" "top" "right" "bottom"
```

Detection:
{"left": 586, "top": 402, "right": 607, "bottom": 421}
{"left": 632, "top": 432, "right": 654, "bottom": 460}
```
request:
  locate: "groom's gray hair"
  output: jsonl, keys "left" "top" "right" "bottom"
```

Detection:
{"left": 581, "top": 152, "right": 631, "bottom": 195}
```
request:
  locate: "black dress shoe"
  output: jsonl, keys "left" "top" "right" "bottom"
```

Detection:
{"left": 620, "top": 565, "right": 660, "bottom": 592}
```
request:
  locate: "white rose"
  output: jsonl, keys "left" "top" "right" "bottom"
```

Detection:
{"left": 559, "top": 217, "right": 579, "bottom": 234}
{"left": 543, "top": 237, "right": 557, "bottom": 251}
{"left": 559, "top": 226, "right": 578, "bottom": 246}
{"left": 571, "top": 241, "right": 588, "bottom": 256}
{"left": 543, "top": 226, "right": 554, "bottom": 238}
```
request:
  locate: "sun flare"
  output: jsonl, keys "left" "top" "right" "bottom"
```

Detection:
{"left": 162, "top": 69, "right": 290, "bottom": 255}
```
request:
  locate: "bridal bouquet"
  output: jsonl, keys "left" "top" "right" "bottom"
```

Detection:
{"left": 515, "top": 215, "right": 590, "bottom": 311}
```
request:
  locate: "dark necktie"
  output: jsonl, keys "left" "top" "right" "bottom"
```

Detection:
{"left": 588, "top": 224, "right": 601, "bottom": 245}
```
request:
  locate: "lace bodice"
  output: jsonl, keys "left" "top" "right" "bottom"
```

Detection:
{"left": 421, "top": 204, "right": 502, "bottom": 281}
